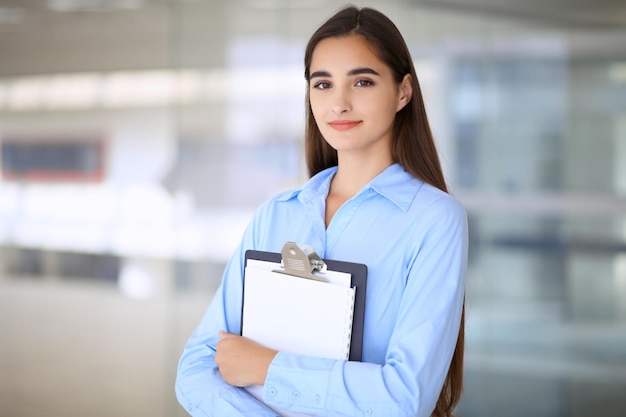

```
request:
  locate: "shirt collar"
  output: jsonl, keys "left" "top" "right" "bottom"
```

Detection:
{"left": 275, "top": 167, "right": 336, "bottom": 203}
{"left": 367, "top": 163, "right": 423, "bottom": 212}
{"left": 276, "top": 163, "right": 423, "bottom": 213}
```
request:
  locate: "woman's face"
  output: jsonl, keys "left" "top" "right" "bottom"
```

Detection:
{"left": 308, "top": 34, "right": 411, "bottom": 160}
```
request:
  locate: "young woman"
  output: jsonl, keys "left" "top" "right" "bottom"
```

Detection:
{"left": 176, "top": 6, "right": 467, "bottom": 417}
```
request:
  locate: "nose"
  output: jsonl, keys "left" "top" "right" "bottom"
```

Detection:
{"left": 330, "top": 88, "right": 351, "bottom": 115}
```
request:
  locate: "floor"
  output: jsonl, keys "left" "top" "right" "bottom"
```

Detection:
{"left": 0, "top": 277, "right": 208, "bottom": 417}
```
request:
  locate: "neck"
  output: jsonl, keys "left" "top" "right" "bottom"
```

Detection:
{"left": 331, "top": 152, "right": 394, "bottom": 199}
{"left": 324, "top": 148, "right": 394, "bottom": 228}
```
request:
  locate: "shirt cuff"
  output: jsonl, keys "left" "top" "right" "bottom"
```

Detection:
{"left": 218, "top": 386, "right": 281, "bottom": 416}
{"left": 263, "top": 351, "right": 335, "bottom": 413}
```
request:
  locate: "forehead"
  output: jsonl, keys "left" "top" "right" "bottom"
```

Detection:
{"left": 310, "top": 35, "right": 388, "bottom": 74}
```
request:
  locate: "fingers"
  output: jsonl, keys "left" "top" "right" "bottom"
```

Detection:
{"left": 218, "top": 330, "right": 234, "bottom": 339}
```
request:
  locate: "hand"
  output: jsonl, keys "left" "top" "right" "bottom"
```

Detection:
{"left": 215, "top": 331, "right": 278, "bottom": 387}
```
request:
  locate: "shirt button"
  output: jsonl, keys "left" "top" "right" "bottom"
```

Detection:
{"left": 292, "top": 390, "right": 301, "bottom": 399}
{"left": 267, "top": 387, "right": 278, "bottom": 397}
{"left": 364, "top": 407, "right": 373, "bottom": 415}
{"left": 313, "top": 394, "right": 321, "bottom": 404}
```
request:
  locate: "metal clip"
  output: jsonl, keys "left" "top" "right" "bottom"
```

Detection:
{"left": 273, "top": 241, "right": 327, "bottom": 282}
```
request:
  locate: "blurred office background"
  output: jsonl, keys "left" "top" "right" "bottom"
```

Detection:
{"left": 1, "top": 0, "right": 625, "bottom": 416}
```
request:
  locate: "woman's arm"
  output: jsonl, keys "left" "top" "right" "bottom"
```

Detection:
{"left": 175, "top": 226, "right": 281, "bottom": 417}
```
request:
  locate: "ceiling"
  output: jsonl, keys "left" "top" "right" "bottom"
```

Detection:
{"left": 0, "top": 0, "right": 625, "bottom": 77}
{"left": 416, "top": 0, "right": 626, "bottom": 29}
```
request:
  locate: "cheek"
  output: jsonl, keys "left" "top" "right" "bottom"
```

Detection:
{"left": 362, "top": 98, "right": 391, "bottom": 123}
{"left": 378, "top": 95, "right": 401, "bottom": 121}
{"left": 309, "top": 94, "right": 322, "bottom": 110}
{"left": 309, "top": 97, "right": 326, "bottom": 123}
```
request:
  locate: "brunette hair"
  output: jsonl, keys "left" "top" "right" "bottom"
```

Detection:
{"left": 304, "top": 6, "right": 464, "bottom": 417}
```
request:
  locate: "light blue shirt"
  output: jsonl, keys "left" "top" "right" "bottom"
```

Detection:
{"left": 176, "top": 163, "right": 468, "bottom": 417}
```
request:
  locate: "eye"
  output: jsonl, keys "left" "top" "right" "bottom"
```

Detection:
{"left": 355, "top": 79, "right": 375, "bottom": 87}
{"left": 313, "top": 81, "right": 331, "bottom": 90}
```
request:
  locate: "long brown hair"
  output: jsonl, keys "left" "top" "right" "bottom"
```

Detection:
{"left": 304, "top": 6, "right": 464, "bottom": 417}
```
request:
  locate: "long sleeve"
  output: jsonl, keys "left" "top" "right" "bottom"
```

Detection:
{"left": 261, "top": 195, "right": 468, "bottom": 417}
{"left": 175, "top": 222, "right": 280, "bottom": 417}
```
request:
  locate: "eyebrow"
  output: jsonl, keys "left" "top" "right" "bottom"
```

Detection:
{"left": 309, "top": 67, "right": 381, "bottom": 79}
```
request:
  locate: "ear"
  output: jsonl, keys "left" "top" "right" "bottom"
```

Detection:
{"left": 396, "top": 73, "right": 413, "bottom": 112}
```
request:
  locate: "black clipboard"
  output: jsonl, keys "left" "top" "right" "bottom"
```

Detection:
{"left": 243, "top": 245, "right": 367, "bottom": 362}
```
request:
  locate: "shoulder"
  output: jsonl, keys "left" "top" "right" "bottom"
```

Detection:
{"left": 402, "top": 182, "right": 468, "bottom": 243}
{"left": 370, "top": 165, "right": 464, "bottom": 220}
{"left": 415, "top": 183, "right": 466, "bottom": 216}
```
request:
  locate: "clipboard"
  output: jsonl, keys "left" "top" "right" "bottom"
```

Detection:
{"left": 243, "top": 243, "right": 367, "bottom": 362}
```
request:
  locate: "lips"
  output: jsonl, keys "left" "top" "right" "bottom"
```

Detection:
{"left": 329, "top": 120, "right": 362, "bottom": 131}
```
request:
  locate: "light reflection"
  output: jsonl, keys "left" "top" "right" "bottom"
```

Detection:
{"left": 118, "top": 261, "right": 156, "bottom": 299}
{"left": 615, "top": 254, "right": 626, "bottom": 318}
{"left": 8, "top": 78, "right": 45, "bottom": 110}
{"left": 101, "top": 71, "right": 176, "bottom": 107}
{"left": 0, "top": 67, "right": 304, "bottom": 112}
{"left": 45, "top": 74, "right": 101, "bottom": 109}
{"left": 609, "top": 62, "right": 626, "bottom": 82}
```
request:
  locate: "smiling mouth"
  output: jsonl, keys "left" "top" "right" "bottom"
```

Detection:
{"left": 329, "top": 120, "right": 362, "bottom": 131}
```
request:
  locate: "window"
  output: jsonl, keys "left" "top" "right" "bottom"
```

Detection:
{"left": 1, "top": 134, "right": 105, "bottom": 182}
